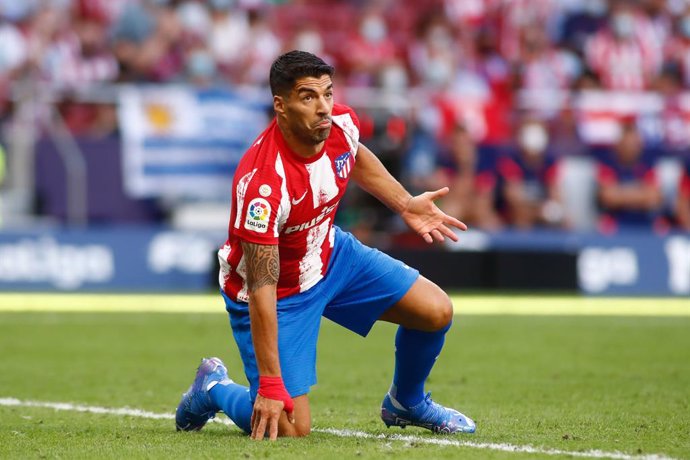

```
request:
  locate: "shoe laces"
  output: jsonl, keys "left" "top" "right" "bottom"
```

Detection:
{"left": 418, "top": 392, "right": 449, "bottom": 422}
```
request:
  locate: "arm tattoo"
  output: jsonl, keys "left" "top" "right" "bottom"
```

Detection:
{"left": 241, "top": 241, "right": 279, "bottom": 291}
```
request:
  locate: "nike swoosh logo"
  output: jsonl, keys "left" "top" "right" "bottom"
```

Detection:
{"left": 291, "top": 191, "right": 308, "bottom": 206}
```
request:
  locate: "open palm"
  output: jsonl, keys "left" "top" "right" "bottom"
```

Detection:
{"left": 400, "top": 187, "right": 468, "bottom": 244}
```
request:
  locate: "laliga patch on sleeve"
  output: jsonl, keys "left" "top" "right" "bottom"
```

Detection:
{"left": 244, "top": 198, "right": 271, "bottom": 233}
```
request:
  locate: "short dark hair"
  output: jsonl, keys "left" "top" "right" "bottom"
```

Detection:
{"left": 269, "top": 50, "right": 334, "bottom": 97}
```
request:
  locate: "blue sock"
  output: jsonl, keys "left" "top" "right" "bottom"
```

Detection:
{"left": 209, "top": 382, "right": 253, "bottom": 433}
{"left": 391, "top": 321, "right": 451, "bottom": 408}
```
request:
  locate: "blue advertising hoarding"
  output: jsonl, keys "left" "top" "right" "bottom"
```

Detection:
{"left": 447, "top": 230, "right": 690, "bottom": 297}
{"left": 0, "top": 227, "right": 688, "bottom": 295}
{"left": 0, "top": 228, "right": 223, "bottom": 292}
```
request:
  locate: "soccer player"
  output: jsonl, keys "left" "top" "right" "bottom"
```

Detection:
{"left": 175, "top": 51, "right": 476, "bottom": 440}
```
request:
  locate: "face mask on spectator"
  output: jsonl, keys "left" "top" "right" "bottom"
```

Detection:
{"left": 519, "top": 123, "right": 548, "bottom": 154}
{"left": 681, "top": 16, "right": 690, "bottom": 39}
{"left": 360, "top": 17, "right": 386, "bottom": 43}
{"left": 178, "top": 2, "right": 211, "bottom": 36}
{"left": 611, "top": 13, "right": 635, "bottom": 39}
{"left": 380, "top": 63, "right": 409, "bottom": 91}
{"left": 294, "top": 31, "right": 324, "bottom": 55}
{"left": 424, "top": 58, "right": 452, "bottom": 87}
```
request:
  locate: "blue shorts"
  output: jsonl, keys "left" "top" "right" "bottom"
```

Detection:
{"left": 221, "top": 226, "right": 419, "bottom": 401}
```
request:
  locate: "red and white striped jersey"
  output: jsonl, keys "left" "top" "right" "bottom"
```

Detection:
{"left": 218, "top": 103, "right": 360, "bottom": 302}
{"left": 585, "top": 26, "right": 662, "bottom": 91}
{"left": 42, "top": 32, "right": 119, "bottom": 86}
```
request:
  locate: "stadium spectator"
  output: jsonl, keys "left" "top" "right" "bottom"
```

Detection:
{"left": 558, "top": 0, "right": 608, "bottom": 54}
{"left": 674, "top": 157, "right": 690, "bottom": 230}
{"left": 401, "top": 118, "right": 450, "bottom": 198}
{"left": 0, "top": 16, "right": 28, "bottom": 118}
{"left": 208, "top": 0, "right": 250, "bottom": 80}
{"left": 408, "top": 13, "right": 457, "bottom": 88}
{"left": 233, "top": 7, "right": 281, "bottom": 85}
{"left": 495, "top": 0, "right": 562, "bottom": 63}
{"left": 640, "top": 0, "right": 675, "bottom": 48}
{"left": 111, "top": 0, "right": 184, "bottom": 82}
{"left": 665, "top": 10, "right": 690, "bottom": 88}
{"left": 596, "top": 121, "right": 664, "bottom": 233}
{"left": 341, "top": 8, "right": 398, "bottom": 87}
{"left": 175, "top": 1, "right": 212, "bottom": 49}
{"left": 470, "top": 27, "right": 513, "bottom": 144}
{"left": 498, "top": 120, "right": 565, "bottom": 229}
{"left": 549, "top": 107, "right": 589, "bottom": 158}
{"left": 441, "top": 124, "right": 502, "bottom": 231}
{"left": 513, "top": 26, "right": 582, "bottom": 93}
{"left": 4, "top": 0, "right": 690, "bottom": 234}
{"left": 0, "top": 16, "right": 28, "bottom": 78}
{"left": 40, "top": 7, "right": 118, "bottom": 87}
{"left": 585, "top": 0, "right": 663, "bottom": 91}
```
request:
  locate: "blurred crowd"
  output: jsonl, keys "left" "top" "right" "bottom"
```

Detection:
{"left": 1, "top": 0, "right": 690, "bottom": 234}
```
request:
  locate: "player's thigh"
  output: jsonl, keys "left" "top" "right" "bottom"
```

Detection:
{"left": 378, "top": 275, "right": 453, "bottom": 332}
{"left": 277, "top": 394, "right": 311, "bottom": 437}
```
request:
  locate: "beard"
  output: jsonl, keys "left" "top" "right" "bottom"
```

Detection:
{"left": 290, "top": 118, "right": 331, "bottom": 145}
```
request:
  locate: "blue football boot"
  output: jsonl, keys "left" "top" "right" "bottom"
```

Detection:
{"left": 175, "top": 357, "right": 230, "bottom": 431}
{"left": 381, "top": 392, "right": 476, "bottom": 434}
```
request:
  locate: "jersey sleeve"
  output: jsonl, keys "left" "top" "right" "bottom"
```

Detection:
{"left": 232, "top": 167, "right": 284, "bottom": 245}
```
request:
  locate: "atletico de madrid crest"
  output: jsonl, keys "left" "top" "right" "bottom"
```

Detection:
{"left": 334, "top": 151, "right": 353, "bottom": 179}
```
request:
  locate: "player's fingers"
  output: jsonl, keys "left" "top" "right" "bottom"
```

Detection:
{"left": 431, "top": 229, "right": 445, "bottom": 242}
{"left": 422, "top": 232, "right": 433, "bottom": 244}
{"left": 438, "top": 224, "right": 459, "bottom": 242}
{"left": 268, "top": 415, "right": 279, "bottom": 441}
{"left": 444, "top": 215, "right": 468, "bottom": 231}
{"left": 253, "top": 415, "right": 267, "bottom": 441}
{"left": 426, "top": 187, "right": 450, "bottom": 201}
{"left": 287, "top": 410, "right": 295, "bottom": 424}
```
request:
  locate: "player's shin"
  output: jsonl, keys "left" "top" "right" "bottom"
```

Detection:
{"left": 390, "top": 321, "right": 452, "bottom": 408}
{"left": 209, "top": 382, "right": 253, "bottom": 433}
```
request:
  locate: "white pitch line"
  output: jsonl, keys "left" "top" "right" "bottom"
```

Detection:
{"left": 0, "top": 397, "right": 675, "bottom": 460}
{"left": 0, "top": 397, "right": 232, "bottom": 426}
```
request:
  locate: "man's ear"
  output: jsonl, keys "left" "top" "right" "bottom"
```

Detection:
{"left": 273, "top": 95, "right": 285, "bottom": 115}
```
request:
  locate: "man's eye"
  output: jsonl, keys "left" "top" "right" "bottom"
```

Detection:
{"left": 304, "top": 96, "right": 312, "bottom": 101}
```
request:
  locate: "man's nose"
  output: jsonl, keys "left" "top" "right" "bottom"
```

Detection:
{"left": 316, "top": 96, "right": 329, "bottom": 114}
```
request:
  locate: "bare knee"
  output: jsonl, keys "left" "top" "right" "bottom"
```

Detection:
{"left": 291, "top": 423, "right": 311, "bottom": 437}
{"left": 427, "top": 291, "right": 453, "bottom": 331}
{"left": 277, "top": 396, "right": 311, "bottom": 437}
{"left": 380, "top": 276, "right": 454, "bottom": 331}
{"left": 279, "top": 420, "right": 311, "bottom": 437}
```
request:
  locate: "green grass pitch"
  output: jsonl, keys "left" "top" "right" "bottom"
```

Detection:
{"left": 0, "top": 293, "right": 688, "bottom": 459}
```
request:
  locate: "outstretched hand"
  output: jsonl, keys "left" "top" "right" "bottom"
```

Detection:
{"left": 401, "top": 187, "right": 468, "bottom": 244}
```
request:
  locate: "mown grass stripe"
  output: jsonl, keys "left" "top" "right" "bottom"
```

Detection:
{"left": 0, "top": 397, "right": 676, "bottom": 460}
{"left": 0, "top": 293, "right": 688, "bottom": 316}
